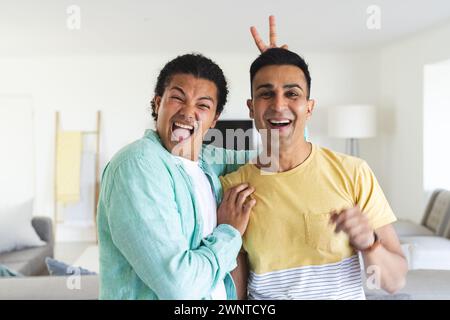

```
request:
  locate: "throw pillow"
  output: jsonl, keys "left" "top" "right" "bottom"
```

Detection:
{"left": 0, "top": 199, "right": 45, "bottom": 254}
{"left": 45, "top": 257, "right": 97, "bottom": 276}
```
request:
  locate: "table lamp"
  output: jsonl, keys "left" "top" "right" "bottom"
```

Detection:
{"left": 328, "top": 104, "right": 376, "bottom": 157}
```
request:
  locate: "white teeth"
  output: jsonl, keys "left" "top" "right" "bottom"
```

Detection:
{"left": 174, "top": 122, "right": 194, "bottom": 130}
{"left": 269, "top": 119, "right": 291, "bottom": 124}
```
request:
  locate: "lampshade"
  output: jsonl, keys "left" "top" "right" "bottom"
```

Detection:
{"left": 328, "top": 104, "right": 377, "bottom": 138}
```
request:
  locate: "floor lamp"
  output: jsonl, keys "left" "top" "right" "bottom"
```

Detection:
{"left": 328, "top": 105, "right": 376, "bottom": 157}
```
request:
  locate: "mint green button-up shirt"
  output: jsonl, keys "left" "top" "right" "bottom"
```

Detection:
{"left": 97, "top": 129, "right": 252, "bottom": 300}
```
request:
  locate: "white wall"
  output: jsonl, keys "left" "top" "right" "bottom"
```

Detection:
{"left": 370, "top": 20, "right": 450, "bottom": 222}
{"left": 0, "top": 97, "right": 34, "bottom": 205}
{"left": 305, "top": 51, "right": 381, "bottom": 152}
{"left": 0, "top": 50, "right": 380, "bottom": 221}
{"left": 0, "top": 56, "right": 155, "bottom": 218}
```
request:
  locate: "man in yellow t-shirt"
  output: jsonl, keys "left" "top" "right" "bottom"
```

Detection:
{"left": 220, "top": 47, "right": 408, "bottom": 300}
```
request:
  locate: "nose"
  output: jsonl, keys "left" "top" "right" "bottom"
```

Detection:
{"left": 271, "top": 91, "right": 286, "bottom": 112}
{"left": 178, "top": 102, "right": 197, "bottom": 121}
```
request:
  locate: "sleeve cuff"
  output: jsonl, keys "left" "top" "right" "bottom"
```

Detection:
{"left": 203, "top": 224, "right": 242, "bottom": 273}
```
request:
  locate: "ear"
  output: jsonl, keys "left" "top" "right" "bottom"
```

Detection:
{"left": 154, "top": 96, "right": 162, "bottom": 114}
{"left": 247, "top": 99, "right": 254, "bottom": 119}
{"left": 210, "top": 112, "right": 220, "bottom": 129}
{"left": 305, "top": 99, "right": 315, "bottom": 121}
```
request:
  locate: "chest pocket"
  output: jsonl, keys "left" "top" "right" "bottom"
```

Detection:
{"left": 304, "top": 212, "right": 353, "bottom": 259}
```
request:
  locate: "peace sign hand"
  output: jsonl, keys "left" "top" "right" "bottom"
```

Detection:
{"left": 250, "top": 15, "right": 288, "bottom": 53}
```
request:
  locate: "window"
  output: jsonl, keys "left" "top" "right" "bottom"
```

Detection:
{"left": 424, "top": 59, "right": 450, "bottom": 191}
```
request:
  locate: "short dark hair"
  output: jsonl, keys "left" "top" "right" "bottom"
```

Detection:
{"left": 151, "top": 53, "right": 228, "bottom": 121}
{"left": 250, "top": 48, "right": 312, "bottom": 99}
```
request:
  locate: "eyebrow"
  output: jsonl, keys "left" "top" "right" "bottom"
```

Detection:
{"left": 255, "top": 83, "right": 304, "bottom": 92}
{"left": 198, "top": 96, "right": 214, "bottom": 103}
{"left": 169, "top": 86, "right": 186, "bottom": 95}
{"left": 284, "top": 84, "right": 304, "bottom": 92}
{"left": 170, "top": 86, "right": 214, "bottom": 102}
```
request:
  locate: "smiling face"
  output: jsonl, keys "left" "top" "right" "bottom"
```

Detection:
{"left": 248, "top": 64, "right": 315, "bottom": 147}
{"left": 154, "top": 73, "right": 219, "bottom": 158}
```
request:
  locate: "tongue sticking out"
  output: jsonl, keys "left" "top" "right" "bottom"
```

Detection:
{"left": 172, "top": 128, "right": 191, "bottom": 142}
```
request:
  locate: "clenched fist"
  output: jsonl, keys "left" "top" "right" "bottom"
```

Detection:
{"left": 330, "top": 206, "right": 376, "bottom": 251}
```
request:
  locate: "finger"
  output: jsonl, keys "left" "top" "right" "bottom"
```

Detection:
{"left": 243, "top": 199, "right": 256, "bottom": 215}
{"left": 352, "top": 205, "right": 363, "bottom": 216}
{"left": 236, "top": 187, "right": 255, "bottom": 209}
{"left": 339, "top": 215, "right": 360, "bottom": 233}
{"left": 329, "top": 211, "right": 338, "bottom": 225}
{"left": 338, "top": 214, "right": 371, "bottom": 237}
{"left": 228, "top": 183, "right": 249, "bottom": 204}
{"left": 333, "top": 211, "right": 348, "bottom": 228}
{"left": 343, "top": 207, "right": 367, "bottom": 228}
{"left": 334, "top": 207, "right": 358, "bottom": 226}
{"left": 250, "top": 26, "right": 267, "bottom": 52}
{"left": 269, "top": 15, "right": 277, "bottom": 47}
{"left": 335, "top": 221, "right": 345, "bottom": 233}
{"left": 223, "top": 187, "right": 232, "bottom": 202}
{"left": 281, "top": 44, "right": 288, "bottom": 50}
{"left": 346, "top": 223, "right": 366, "bottom": 239}
{"left": 334, "top": 211, "right": 356, "bottom": 233}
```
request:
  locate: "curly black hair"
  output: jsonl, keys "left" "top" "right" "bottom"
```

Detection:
{"left": 151, "top": 53, "right": 228, "bottom": 121}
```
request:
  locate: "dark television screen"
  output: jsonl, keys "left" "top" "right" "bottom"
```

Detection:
{"left": 204, "top": 120, "right": 254, "bottom": 150}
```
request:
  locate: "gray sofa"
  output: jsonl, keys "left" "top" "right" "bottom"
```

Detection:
{"left": 393, "top": 189, "right": 450, "bottom": 270}
{"left": 364, "top": 270, "right": 450, "bottom": 300}
{"left": 0, "top": 275, "right": 98, "bottom": 300}
{"left": 0, "top": 216, "right": 54, "bottom": 276}
{"left": 394, "top": 189, "right": 450, "bottom": 238}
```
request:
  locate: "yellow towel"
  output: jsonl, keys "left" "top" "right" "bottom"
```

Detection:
{"left": 56, "top": 131, "right": 82, "bottom": 205}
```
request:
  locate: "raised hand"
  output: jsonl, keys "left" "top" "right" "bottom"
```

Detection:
{"left": 250, "top": 15, "right": 288, "bottom": 53}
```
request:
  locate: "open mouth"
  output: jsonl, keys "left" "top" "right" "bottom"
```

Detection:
{"left": 267, "top": 119, "right": 292, "bottom": 129}
{"left": 171, "top": 121, "right": 195, "bottom": 142}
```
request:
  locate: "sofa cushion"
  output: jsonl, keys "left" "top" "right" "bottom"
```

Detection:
{"left": 400, "top": 236, "right": 450, "bottom": 270}
{"left": 0, "top": 199, "right": 45, "bottom": 254}
{"left": 423, "top": 190, "right": 450, "bottom": 236}
{"left": 31, "top": 217, "right": 54, "bottom": 245}
{"left": 0, "top": 245, "right": 53, "bottom": 276}
{"left": 0, "top": 275, "right": 99, "bottom": 300}
{"left": 364, "top": 270, "right": 450, "bottom": 300}
{"left": 393, "top": 220, "right": 434, "bottom": 237}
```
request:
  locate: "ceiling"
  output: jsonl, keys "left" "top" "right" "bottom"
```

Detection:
{"left": 2, "top": 0, "right": 450, "bottom": 56}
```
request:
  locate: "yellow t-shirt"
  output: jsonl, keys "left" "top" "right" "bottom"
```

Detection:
{"left": 220, "top": 144, "right": 396, "bottom": 300}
